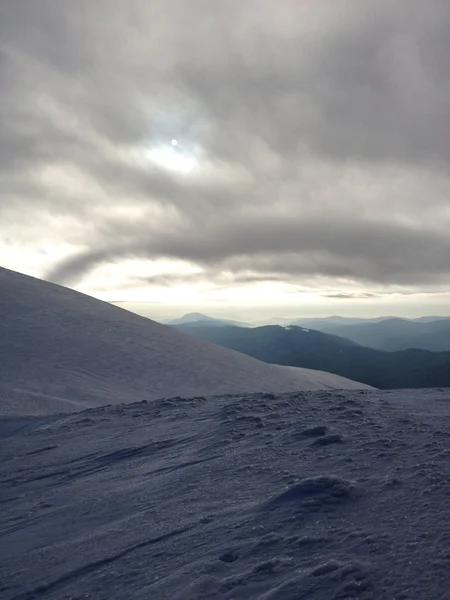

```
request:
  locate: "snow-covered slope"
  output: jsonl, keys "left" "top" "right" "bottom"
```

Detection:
{"left": 1, "top": 388, "right": 449, "bottom": 599}
{"left": 0, "top": 268, "right": 370, "bottom": 416}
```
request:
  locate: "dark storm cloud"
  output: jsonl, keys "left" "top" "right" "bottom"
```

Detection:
{"left": 1, "top": 0, "right": 450, "bottom": 292}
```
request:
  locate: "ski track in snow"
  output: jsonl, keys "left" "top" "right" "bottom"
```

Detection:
{"left": 1, "top": 388, "right": 450, "bottom": 599}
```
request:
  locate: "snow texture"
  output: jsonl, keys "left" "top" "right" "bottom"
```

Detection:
{"left": 0, "top": 267, "right": 370, "bottom": 417}
{"left": 1, "top": 388, "right": 450, "bottom": 599}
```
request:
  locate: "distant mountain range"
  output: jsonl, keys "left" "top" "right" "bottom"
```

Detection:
{"left": 292, "top": 316, "right": 398, "bottom": 327}
{"left": 292, "top": 316, "right": 450, "bottom": 352}
{"left": 168, "top": 313, "right": 450, "bottom": 353}
{"left": 173, "top": 323, "right": 450, "bottom": 389}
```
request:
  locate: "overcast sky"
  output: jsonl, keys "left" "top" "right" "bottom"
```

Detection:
{"left": 1, "top": 0, "right": 450, "bottom": 320}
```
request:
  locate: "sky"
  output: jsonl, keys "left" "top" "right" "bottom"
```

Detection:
{"left": 1, "top": 0, "right": 450, "bottom": 322}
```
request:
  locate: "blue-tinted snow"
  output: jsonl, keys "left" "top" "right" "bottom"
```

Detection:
{"left": 1, "top": 387, "right": 450, "bottom": 599}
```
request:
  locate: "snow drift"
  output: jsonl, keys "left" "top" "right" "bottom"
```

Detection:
{"left": 0, "top": 268, "right": 370, "bottom": 416}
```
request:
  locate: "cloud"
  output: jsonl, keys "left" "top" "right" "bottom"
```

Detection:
{"left": 321, "top": 293, "right": 382, "bottom": 300}
{"left": 1, "top": 0, "right": 450, "bottom": 299}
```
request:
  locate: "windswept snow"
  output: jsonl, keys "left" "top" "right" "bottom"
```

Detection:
{"left": 1, "top": 388, "right": 449, "bottom": 599}
{"left": 0, "top": 268, "right": 370, "bottom": 417}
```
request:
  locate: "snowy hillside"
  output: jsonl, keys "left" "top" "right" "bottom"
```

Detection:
{"left": 1, "top": 388, "right": 449, "bottom": 599}
{"left": 0, "top": 268, "right": 370, "bottom": 416}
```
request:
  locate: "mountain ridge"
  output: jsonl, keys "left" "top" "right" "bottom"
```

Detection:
{"left": 299, "top": 317, "right": 450, "bottom": 351}
{"left": 163, "top": 312, "right": 450, "bottom": 351}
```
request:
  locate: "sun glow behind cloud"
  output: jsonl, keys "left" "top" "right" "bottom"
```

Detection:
{"left": 144, "top": 141, "right": 200, "bottom": 174}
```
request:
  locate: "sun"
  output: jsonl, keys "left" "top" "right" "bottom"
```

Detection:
{"left": 144, "top": 140, "right": 198, "bottom": 173}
